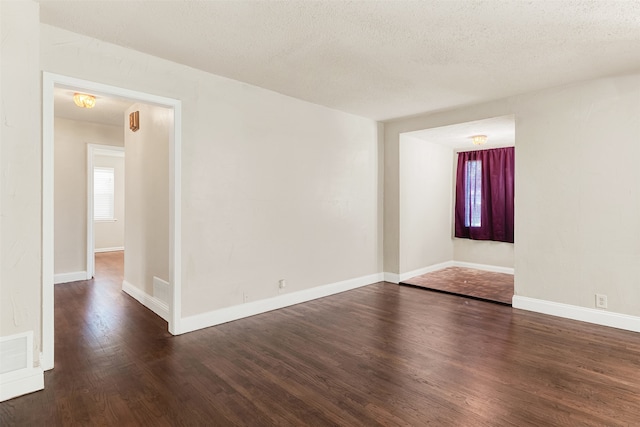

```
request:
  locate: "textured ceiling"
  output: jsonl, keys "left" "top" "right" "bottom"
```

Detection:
{"left": 38, "top": 1, "right": 640, "bottom": 121}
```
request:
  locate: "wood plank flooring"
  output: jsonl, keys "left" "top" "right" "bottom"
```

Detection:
{"left": 402, "top": 267, "right": 514, "bottom": 305}
{"left": 2, "top": 253, "right": 640, "bottom": 425}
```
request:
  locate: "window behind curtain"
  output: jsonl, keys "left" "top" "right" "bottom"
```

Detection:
{"left": 455, "top": 147, "right": 514, "bottom": 243}
{"left": 94, "top": 167, "right": 115, "bottom": 221}
{"left": 464, "top": 160, "right": 482, "bottom": 227}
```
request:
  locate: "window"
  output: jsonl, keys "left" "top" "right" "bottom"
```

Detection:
{"left": 454, "top": 147, "right": 514, "bottom": 243}
{"left": 464, "top": 160, "right": 482, "bottom": 228}
{"left": 94, "top": 167, "right": 115, "bottom": 221}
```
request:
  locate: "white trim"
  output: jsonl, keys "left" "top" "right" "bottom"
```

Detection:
{"left": 42, "top": 72, "right": 183, "bottom": 371}
{"left": 54, "top": 271, "right": 88, "bottom": 284}
{"left": 94, "top": 246, "right": 125, "bottom": 253}
{"left": 122, "top": 280, "right": 169, "bottom": 322}
{"left": 384, "top": 272, "right": 401, "bottom": 284}
{"left": 0, "top": 367, "right": 44, "bottom": 402}
{"left": 399, "top": 261, "right": 454, "bottom": 282}
{"left": 512, "top": 296, "right": 640, "bottom": 334}
{"left": 169, "top": 105, "right": 182, "bottom": 335}
{"left": 452, "top": 261, "right": 514, "bottom": 275}
{"left": 389, "top": 260, "right": 514, "bottom": 284}
{"left": 86, "top": 145, "right": 96, "bottom": 278}
{"left": 0, "top": 331, "right": 44, "bottom": 402}
{"left": 93, "top": 146, "right": 124, "bottom": 157}
{"left": 42, "top": 73, "right": 55, "bottom": 371}
{"left": 178, "top": 273, "right": 384, "bottom": 335}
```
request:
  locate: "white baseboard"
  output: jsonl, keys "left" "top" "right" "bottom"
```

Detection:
{"left": 54, "top": 271, "right": 89, "bottom": 284}
{"left": 94, "top": 246, "right": 124, "bottom": 253}
{"left": 453, "top": 261, "right": 514, "bottom": 275}
{"left": 0, "top": 331, "right": 44, "bottom": 402}
{"left": 513, "top": 296, "right": 640, "bottom": 333}
{"left": 122, "top": 280, "right": 169, "bottom": 322}
{"left": 178, "top": 273, "right": 384, "bottom": 335}
{"left": 0, "top": 367, "right": 44, "bottom": 402}
{"left": 386, "top": 260, "right": 514, "bottom": 284}
{"left": 399, "top": 261, "right": 454, "bottom": 282}
{"left": 383, "top": 272, "right": 400, "bottom": 284}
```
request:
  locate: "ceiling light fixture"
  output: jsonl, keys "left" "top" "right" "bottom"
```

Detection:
{"left": 471, "top": 135, "right": 487, "bottom": 145}
{"left": 73, "top": 93, "right": 96, "bottom": 109}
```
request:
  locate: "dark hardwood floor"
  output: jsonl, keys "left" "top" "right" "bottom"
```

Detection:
{"left": 2, "top": 253, "right": 640, "bottom": 425}
{"left": 402, "top": 267, "right": 514, "bottom": 305}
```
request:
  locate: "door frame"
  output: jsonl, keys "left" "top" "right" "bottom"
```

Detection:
{"left": 42, "top": 72, "right": 183, "bottom": 371}
{"left": 87, "top": 144, "right": 125, "bottom": 279}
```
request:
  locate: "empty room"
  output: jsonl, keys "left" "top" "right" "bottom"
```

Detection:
{"left": 2, "top": 1, "right": 640, "bottom": 425}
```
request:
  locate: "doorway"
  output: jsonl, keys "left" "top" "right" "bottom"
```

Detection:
{"left": 397, "top": 115, "right": 515, "bottom": 304}
{"left": 42, "top": 72, "right": 183, "bottom": 372}
{"left": 88, "top": 144, "right": 125, "bottom": 279}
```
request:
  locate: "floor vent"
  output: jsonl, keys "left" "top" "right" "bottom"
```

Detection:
{"left": 153, "top": 276, "right": 171, "bottom": 305}
{"left": 0, "top": 332, "right": 30, "bottom": 375}
{"left": 0, "top": 331, "right": 44, "bottom": 402}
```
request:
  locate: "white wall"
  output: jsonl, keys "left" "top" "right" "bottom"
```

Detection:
{"left": 515, "top": 77, "right": 640, "bottom": 313}
{"left": 94, "top": 153, "right": 125, "bottom": 251}
{"left": 54, "top": 118, "right": 123, "bottom": 275}
{"left": 453, "top": 239, "right": 514, "bottom": 268}
{"left": 124, "top": 103, "right": 170, "bottom": 294}
{"left": 39, "top": 23, "right": 381, "bottom": 318}
{"left": 1, "top": 0, "right": 42, "bottom": 356}
{"left": 399, "top": 135, "right": 453, "bottom": 274}
{"left": 385, "top": 73, "right": 640, "bottom": 317}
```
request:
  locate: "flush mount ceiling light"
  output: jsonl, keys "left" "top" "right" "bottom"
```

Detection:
{"left": 471, "top": 135, "right": 487, "bottom": 145}
{"left": 73, "top": 93, "right": 96, "bottom": 109}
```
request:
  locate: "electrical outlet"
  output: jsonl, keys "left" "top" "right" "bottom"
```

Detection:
{"left": 278, "top": 279, "right": 286, "bottom": 294}
{"left": 595, "top": 294, "right": 607, "bottom": 309}
{"left": 243, "top": 292, "right": 249, "bottom": 303}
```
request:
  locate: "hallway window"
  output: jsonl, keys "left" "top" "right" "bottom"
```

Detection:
{"left": 94, "top": 167, "right": 115, "bottom": 221}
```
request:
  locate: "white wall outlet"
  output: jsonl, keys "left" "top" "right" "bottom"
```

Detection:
{"left": 278, "top": 279, "right": 286, "bottom": 294}
{"left": 243, "top": 292, "right": 249, "bottom": 303}
{"left": 595, "top": 294, "right": 607, "bottom": 309}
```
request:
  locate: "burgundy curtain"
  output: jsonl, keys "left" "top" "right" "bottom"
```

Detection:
{"left": 455, "top": 147, "right": 514, "bottom": 243}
